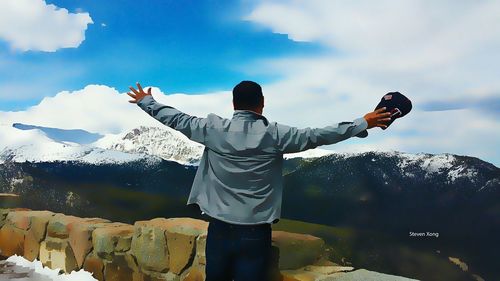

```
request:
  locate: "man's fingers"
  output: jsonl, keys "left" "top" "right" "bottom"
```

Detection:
{"left": 375, "top": 112, "right": 391, "bottom": 118}
{"left": 128, "top": 100, "right": 137, "bottom": 103}
{"left": 129, "top": 86, "right": 139, "bottom": 94}
{"left": 375, "top": 107, "right": 387, "bottom": 113}
{"left": 147, "top": 87, "right": 152, "bottom": 95}
{"left": 136, "top": 82, "right": 144, "bottom": 93}
{"left": 127, "top": 92, "right": 136, "bottom": 99}
{"left": 380, "top": 117, "right": 391, "bottom": 121}
{"left": 377, "top": 123, "right": 388, "bottom": 129}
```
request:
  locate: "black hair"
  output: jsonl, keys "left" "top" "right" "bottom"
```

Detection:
{"left": 232, "top": 80, "right": 263, "bottom": 110}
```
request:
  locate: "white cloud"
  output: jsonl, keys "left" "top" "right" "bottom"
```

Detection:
{"left": 241, "top": 0, "right": 500, "bottom": 165}
{"left": 0, "top": 85, "right": 233, "bottom": 135}
{"left": 0, "top": 0, "right": 93, "bottom": 52}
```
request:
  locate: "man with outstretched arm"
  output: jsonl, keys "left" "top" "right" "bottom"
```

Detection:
{"left": 127, "top": 81, "right": 391, "bottom": 281}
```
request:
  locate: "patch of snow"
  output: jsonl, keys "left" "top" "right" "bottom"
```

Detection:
{"left": 420, "top": 154, "right": 455, "bottom": 174}
{"left": 4, "top": 254, "right": 98, "bottom": 281}
{"left": 405, "top": 172, "right": 415, "bottom": 178}
{"left": 447, "top": 165, "right": 478, "bottom": 183}
{"left": 10, "top": 178, "right": 25, "bottom": 185}
{"left": 284, "top": 148, "right": 335, "bottom": 159}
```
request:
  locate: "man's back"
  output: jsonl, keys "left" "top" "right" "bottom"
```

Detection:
{"left": 188, "top": 109, "right": 285, "bottom": 225}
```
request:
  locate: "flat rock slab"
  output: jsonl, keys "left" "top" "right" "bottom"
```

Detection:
{"left": 0, "top": 225, "right": 25, "bottom": 256}
{"left": 68, "top": 220, "right": 116, "bottom": 268}
{"left": 0, "top": 193, "right": 19, "bottom": 197}
{"left": 272, "top": 231, "right": 325, "bottom": 270}
{"left": 136, "top": 218, "right": 208, "bottom": 236}
{"left": 93, "top": 223, "right": 134, "bottom": 258}
{"left": 322, "top": 269, "right": 420, "bottom": 281}
{"left": 39, "top": 238, "right": 79, "bottom": 274}
{"left": 131, "top": 217, "right": 209, "bottom": 274}
{"left": 47, "top": 214, "right": 109, "bottom": 239}
{"left": 304, "top": 265, "right": 354, "bottom": 274}
{"left": 131, "top": 222, "right": 170, "bottom": 273}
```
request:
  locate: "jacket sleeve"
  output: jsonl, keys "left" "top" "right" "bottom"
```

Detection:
{"left": 274, "top": 117, "right": 368, "bottom": 153}
{"left": 137, "top": 95, "right": 208, "bottom": 145}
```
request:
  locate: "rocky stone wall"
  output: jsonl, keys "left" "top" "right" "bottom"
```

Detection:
{"left": 0, "top": 208, "right": 417, "bottom": 281}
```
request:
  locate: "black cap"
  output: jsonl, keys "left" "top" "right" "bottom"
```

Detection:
{"left": 355, "top": 92, "right": 412, "bottom": 138}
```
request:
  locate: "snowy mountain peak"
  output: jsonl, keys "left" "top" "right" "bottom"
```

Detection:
{"left": 93, "top": 125, "right": 204, "bottom": 165}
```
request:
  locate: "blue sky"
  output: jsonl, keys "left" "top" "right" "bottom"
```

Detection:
{"left": 0, "top": 0, "right": 498, "bottom": 166}
{"left": 0, "top": 0, "right": 322, "bottom": 111}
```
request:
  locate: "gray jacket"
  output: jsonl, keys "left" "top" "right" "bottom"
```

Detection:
{"left": 137, "top": 94, "right": 368, "bottom": 225}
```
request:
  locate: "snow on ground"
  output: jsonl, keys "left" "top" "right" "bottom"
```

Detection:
{"left": 2, "top": 255, "right": 97, "bottom": 281}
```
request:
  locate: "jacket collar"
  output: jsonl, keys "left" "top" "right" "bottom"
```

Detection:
{"left": 232, "top": 110, "right": 269, "bottom": 125}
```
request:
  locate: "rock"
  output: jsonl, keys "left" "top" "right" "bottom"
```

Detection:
{"left": 165, "top": 230, "right": 196, "bottom": 274}
{"left": 27, "top": 211, "right": 55, "bottom": 240}
{"left": 5, "top": 211, "right": 31, "bottom": 230}
{"left": 24, "top": 231, "right": 41, "bottom": 261}
{"left": 272, "top": 231, "right": 325, "bottom": 270}
{"left": 320, "top": 269, "right": 419, "bottom": 280}
{"left": 304, "top": 265, "right": 354, "bottom": 274}
{"left": 0, "top": 208, "right": 30, "bottom": 228}
{"left": 280, "top": 265, "right": 356, "bottom": 281}
{"left": 47, "top": 214, "right": 84, "bottom": 239}
{"left": 195, "top": 234, "right": 206, "bottom": 266}
{"left": 104, "top": 254, "right": 135, "bottom": 281}
{"left": 0, "top": 224, "right": 25, "bottom": 256}
{"left": 39, "top": 237, "right": 79, "bottom": 273}
{"left": 0, "top": 209, "right": 10, "bottom": 228}
{"left": 472, "top": 273, "right": 485, "bottom": 281}
{"left": 164, "top": 218, "right": 207, "bottom": 275}
{"left": 161, "top": 218, "right": 208, "bottom": 236}
{"left": 93, "top": 223, "right": 134, "bottom": 259}
{"left": 281, "top": 274, "right": 302, "bottom": 281}
{"left": 131, "top": 220, "right": 170, "bottom": 273}
{"left": 47, "top": 213, "right": 108, "bottom": 239}
{"left": 83, "top": 255, "right": 105, "bottom": 281}
{"left": 130, "top": 218, "right": 208, "bottom": 275}
{"left": 181, "top": 265, "right": 205, "bottom": 281}
{"left": 69, "top": 221, "right": 115, "bottom": 268}
{"left": 23, "top": 211, "right": 55, "bottom": 261}
{"left": 281, "top": 269, "right": 320, "bottom": 281}
{"left": 138, "top": 269, "right": 181, "bottom": 281}
{"left": 448, "top": 256, "right": 468, "bottom": 272}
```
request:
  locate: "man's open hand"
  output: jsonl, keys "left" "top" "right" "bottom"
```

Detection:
{"left": 127, "top": 82, "right": 152, "bottom": 103}
{"left": 364, "top": 107, "right": 392, "bottom": 129}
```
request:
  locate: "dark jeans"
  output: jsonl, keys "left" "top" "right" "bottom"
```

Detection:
{"left": 205, "top": 216, "right": 273, "bottom": 281}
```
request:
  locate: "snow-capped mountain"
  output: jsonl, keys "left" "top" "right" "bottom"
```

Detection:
{"left": 0, "top": 123, "right": 161, "bottom": 166}
{"left": 92, "top": 125, "right": 204, "bottom": 165}
{"left": 321, "top": 150, "right": 494, "bottom": 185}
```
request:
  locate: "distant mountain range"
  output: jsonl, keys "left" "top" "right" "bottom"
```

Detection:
{"left": 1, "top": 123, "right": 333, "bottom": 166}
